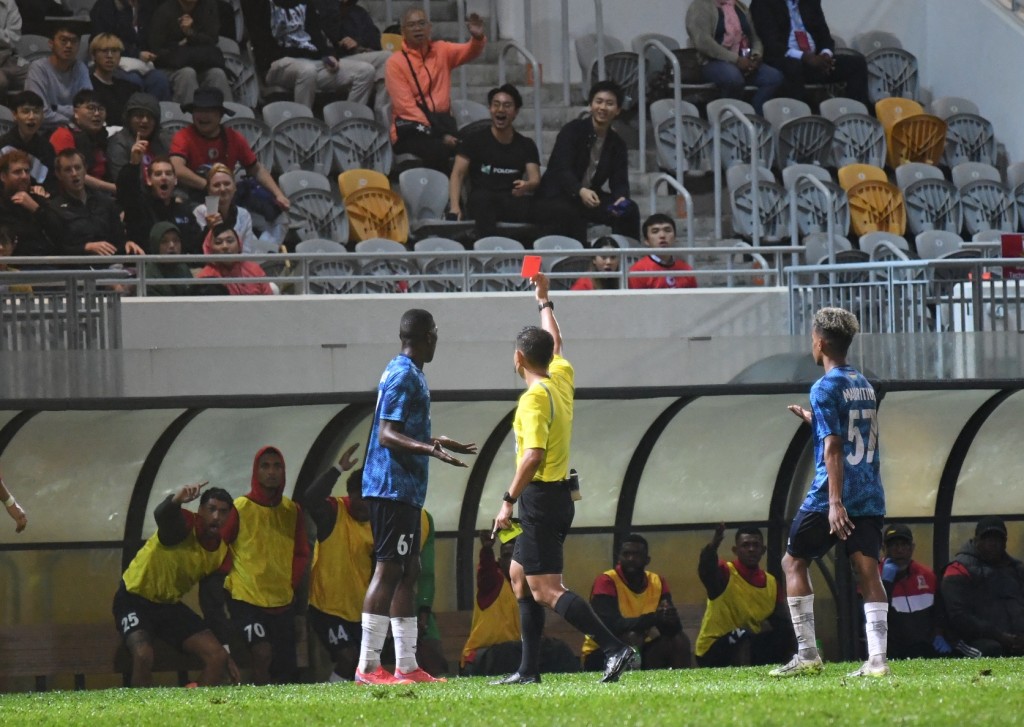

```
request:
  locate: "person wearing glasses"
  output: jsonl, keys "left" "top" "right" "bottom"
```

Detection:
{"left": 88, "top": 33, "right": 138, "bottom": 124}
{"left": 48, "top": 89, "right": 116, "bottom": 196}
{"left": 25, "top": 17, "right": 93, "bottom": 130}
{"left": 448, "top": 83, "right": 540, "bottom": 241}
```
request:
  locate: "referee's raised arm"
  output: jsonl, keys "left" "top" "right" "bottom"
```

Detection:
{"left": 532, "top": 273, "right": 562, "bottom": 355}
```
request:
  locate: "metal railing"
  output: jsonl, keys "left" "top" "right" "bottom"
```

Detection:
{"left": 498, "top": 41, "right": 544, "bottom": 157}
{"left": 1, "top": 269, "right": 127, "bottom": 351}
{"left": 788, "top": 257, "right": 1024, "bottom": 334}
{"left": 711, "top": 103, "right": 761, "bottom": 245}
{"left": 0, "top": 246, "right": 805, "bottom": 303}
{"left": 787, "top": 172, "right": 839, "bottom": 286}
{"left": 561, "top": 0, "right": 572, "bottom": 106}
{"left": 594, "top": 0, "right": 606, "bottom": 81}
{"left": 649, "top": 174, "right": 695, "bottom": 245}
{"left": 638, "top": 40, "right": 683, "bottom": 184}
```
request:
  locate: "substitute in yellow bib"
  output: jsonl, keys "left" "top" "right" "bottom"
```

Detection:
{"left": 298, "top": 445, "right": 371, "bottom": 681}
{"left": 695, "top": 524, "right": 792, "bottom": 667}
{"left": 492, "top": 273, "right": 637, "bottom": 686}
{"left": 113, "top": 481, "right": 238, "bottom": 687}
{"left": 582, "top": 534, "right": 691, "bottom": 670}
{"left": 220, "top": 446, "right": 310, "bottom": 685}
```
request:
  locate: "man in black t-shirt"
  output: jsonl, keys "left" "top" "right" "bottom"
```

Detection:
{"left": 449, "top": 84, "right": 540, "bottom": 238}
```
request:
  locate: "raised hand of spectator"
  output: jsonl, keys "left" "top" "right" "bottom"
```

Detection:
{"left": 10, "top": 192, "right": 39, "bottom": 213}
{"left": 125, "top": 241, "right": 146, "bottom": 256}
{"left": 204, "top": 211, "right": 224, "bottom": 228}
{"left": 466, "top": 13, "right": 485, "bottom": 40}
{"left": 172, "top": 480, "right": 210, "bottom": 504}
{"left": 338, "top": 443, "right": 360, "bottom": 471}
{"left": 130, "top": 135, "right": 149, "bottom": 165}
{"left": 85, "top": 241, "right": 118, "bottom": 256}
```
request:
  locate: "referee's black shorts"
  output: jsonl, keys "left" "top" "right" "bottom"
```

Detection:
{"left": 513, "top": 480, "right": 575, "bottom": 576}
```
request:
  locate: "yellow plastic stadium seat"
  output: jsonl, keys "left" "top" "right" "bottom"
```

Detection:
{"left": 889, "top": 114, "right": 947, "bottom": 167}
{"left": 381, "top": 33, "right": 404, "bottom": 53}
{"left": 846, "top": 180, "right": 907, "bottom": 237}
{"left": 875, "top": 97, "right": 923, "bottom": 167}
{"left": 338, "top": 169, "right": 391, "bottom": 198}
{"left": 838, "top": 163, "right": 888, "bottom": 191}
{"left": 344, "top": 188, "right": 410, "bottom": 244}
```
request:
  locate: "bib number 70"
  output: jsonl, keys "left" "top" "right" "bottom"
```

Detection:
{"left": 846, "top": 409, "right": 877, "bottom": 466}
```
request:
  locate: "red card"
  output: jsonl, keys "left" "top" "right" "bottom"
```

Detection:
{"left": 521, "top": 255, "right": 542, "bottom": 278}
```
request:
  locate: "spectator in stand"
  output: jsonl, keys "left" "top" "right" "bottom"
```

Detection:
{"left": 262, "top": 0, "right": 377, "bottom": 111}
{"left": 15, "top": 0, "right": 70, "bottom": 37}
{"left": 749, "top": 0, "right": 869, "bottom": 107}
{"left": 143, "top": 221, "right": 198, "bottom": 296}
{"left": 90, "top": 0, "right": 173, "bottom": 101}
{"left": 117, "top": 140, "right": 203, "bottom": 255}
{"left": 317, "top": 0, "right": 392, "bottom": 112}
{"left": 149, "top": 0, "right": 233, "bottom": 105}
{"left": 25, "top": 17, "right": 93, "bottom": 130}
{"left": 215, "top": 447, "right": 309, "bottom": 684}
{"left": 0, "top": 0, "right": 28, "bottom": 98}
{"left": 196, "top": 223, "right": 273, "bottom": 295}
{"left": 298, "top": 448, "right": 370, "bottom": 682}
{"left": 582, "top": 534, "right": 690, "bottom": 671}
{"left": 571, "top": 236, "right": 621, "bottom": 291}
{"left": 48, "top": 89, "right": 116, "bottom": 196}
{"left": 0, "top": 224, "right": 33, "bottom": 294}
{"left": 448, "top": 84, "right": 540, "bottom": 240}
{"left": 627, "top": 214, "right": 697, "bottom": 289}
{"left": 941, "top": 517, "right": 1024, "bottom": 657}
{"left": 695, "top": 524, "right": 791, "bottom": 667}
{"left": 169, "top": 87, "right": 289, "bottom": 210}
{"left": 41, "top": 149, "right": 144, "bottom": 257}
{"left": 0, "top": 149, "right": 57, "bottom": 256}
{"left": 385, "top": 7, "right": 486, "bottom": 172}
{"left": 0, "top": 91, "right": 56, "bottom": 189}
{"left": 107, "top": 92, "right": 168, "bottom": 181}
{"left": 535, "top": 81, "right": 640, "bottom": 244}
{"left": 192, "top": 163, "right": 259, "bottom": 254}
{"left": 878, "top": 523, "right": 957, "bottom": 660}
{"left": 89, "top": 34, "right": 139, "bottom": 125}
{"left": 114, "top": 481, "right": 239, "bottom": 687}
{"left": 415, "top": 507, "right": 448, "bottom": 676}
{"left": 686, "top": 0, "right": 783, "bottom": 115}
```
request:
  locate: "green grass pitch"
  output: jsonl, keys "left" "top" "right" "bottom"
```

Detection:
{"left": 2, "top": 659, "right": 1023, "bottom": 726}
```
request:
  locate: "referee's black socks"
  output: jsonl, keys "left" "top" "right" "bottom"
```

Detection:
{"left": 554, "top": 591, "right": 624, "bottom": 655}
{"left": 517, "top": 597, "right": 546, "bottom": 675}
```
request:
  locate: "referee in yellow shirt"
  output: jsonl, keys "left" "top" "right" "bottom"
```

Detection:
{"left": 492, "top": 272, "right": 636, "bottom": 685}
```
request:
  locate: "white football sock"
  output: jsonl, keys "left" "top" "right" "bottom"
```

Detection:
{"left": 864, "top": 601, "right": 888, "bottom": 661}
{"left": 391, "top": 616, "right": 419, "bottom": 673}
{"left": 357, "top": 613, "right": 390, "bottom": 672}
{"left": 788, "top": 595, "right": 819, "bottom": 660}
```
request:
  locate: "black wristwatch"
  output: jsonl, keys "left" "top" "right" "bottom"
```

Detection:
{"left": 502, "top": 491, "right": 517, "bottom": 504}
{"left": 538, "top": 300, "right": 554, "bottom": 312}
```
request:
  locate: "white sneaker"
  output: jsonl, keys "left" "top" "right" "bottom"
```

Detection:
{"left": 769, "top": 654, "right": 824, "bottom": 677}
{"left": 847, "top": 660, "right": 890, "bottom": 677}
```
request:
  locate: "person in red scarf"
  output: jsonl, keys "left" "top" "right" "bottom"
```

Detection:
{"left": 217, "top": 447, "right": 310, "bottom": 684}
{"left": 686, "top": 0, "right": 783, "bottom": 115}
{"left": 196, "top": 223, "right": 274, "bottom": 295}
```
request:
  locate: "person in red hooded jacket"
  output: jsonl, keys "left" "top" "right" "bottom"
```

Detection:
{"left": 217, "top": 446, "right": 310, "bottom": 685}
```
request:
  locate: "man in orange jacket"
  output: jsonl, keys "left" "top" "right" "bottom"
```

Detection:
{"left": 385, "top": 6, "right": 485, "bottom": 171}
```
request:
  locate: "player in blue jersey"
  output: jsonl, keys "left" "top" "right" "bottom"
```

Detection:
{"left": 356, "top": 308, "right": 478, "bottom": 685}
{"left": 770, "top": 307, "right": 890, "bottom": 678}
